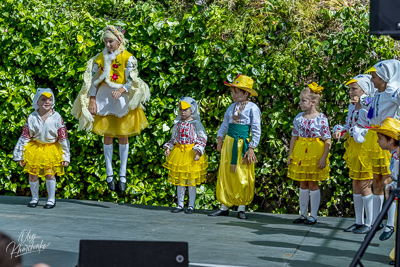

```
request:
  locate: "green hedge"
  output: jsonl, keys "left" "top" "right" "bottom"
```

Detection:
{"left": 1, "top": 0, "right": 399, "bottom": 216}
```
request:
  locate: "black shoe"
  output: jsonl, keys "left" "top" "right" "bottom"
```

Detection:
{"left": 390, "top": 260, "right": 395, "bottom": 265}
{"left": 119, "top": 177, "right": 126, "bottom": 192}
{"left": 208, "top": 209, "right": 229, "bottom": 216}
{"left": 344, "top": 223, "right": 364, "bottom": 232}
{"left": 185, "top": 207, "right": 195, "bottom": 214}
{"left": 353, "top": 225, "right": 371, "bottom": 234}
{"left": 238, "top": 211, "right": 247, "bottom": 220}
{"left": 27, "top": 200, "right": 38, "bottom": 208}
{"left": 43, "top": 200, "right": 56, "bottom": 209}
{"left": 171, "top": 206, "right": 184, "bottom": 213}
{"left": 379, "top": 226, "right": 395, "bottom": 241}
{"left": 293, "top": 216, "right": 307, "bottom": 224}
{"left": 304, "top": 217, "right": 317, "bottom": 225}
{"left": 107, "top": 177, "right": 115, "bottom": 191}
{"left": 377, "top": 223, "right": 384, "bottom": 231}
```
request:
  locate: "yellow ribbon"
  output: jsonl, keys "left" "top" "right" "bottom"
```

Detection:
{"left": 308, "top": 82, "right": 324, "bottom": 94}
{"left": 299, "top": 137, "right": 320, "bottom": 146}
{"left": 175, "top": 143, "right": 194, "bottom": 152}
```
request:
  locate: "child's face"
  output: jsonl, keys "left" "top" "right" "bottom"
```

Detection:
{"left": 370, "top": 72, "right": 387, "bottom": 92}
{"left": 179, "top": 103, "right": 192, "bottom": 121}
{"left": 348, "top": 83, "right": 365, "bottom": 102}
{"left": 104, "top": 38, "right": 120, "bottom": 53}
{"left": 230, "top": 87, "right": 248, "bottom": 103}
{"left": 37, "top": 95, "right": 53, "bottom": 112}
{"left": 299, "top": 92, "right": 315, "bottom": 112}
{"left": 377, "top": 133, "right": 391, "bottom": 150}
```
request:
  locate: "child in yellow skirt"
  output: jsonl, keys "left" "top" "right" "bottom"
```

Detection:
{"left": 163, "top": 97, "right": 208, "bottom": 214}
{"left": 288, "top": 83, "right": 332, "bottom": 225}
{"left": 333, "top": 74, "right": 376, "bottom": 233}
{"left": 367, "top": 117, "right": 400, "bottom": 263}
{"left": 13, "top": 88, "right": 70, "bottom": 209}
{"left": 354, "top": 59, "right": 400, "bottom": 236}
{"left": 208, "top": 74, "right": 261, "bottom": 220}
{"left": 72, "top": 25, "right": 150, "bottom": 192}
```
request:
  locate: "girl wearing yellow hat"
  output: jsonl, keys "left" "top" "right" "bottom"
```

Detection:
{"left": 287, "top": 83, "right": 332, "bottom": 225}
{"left": 163, "top": 97, "right": 208, "bottom": 214}
{"left": 13, "top": 88, "right": 70, "bottom": 209}
{"left": 333, "top": 74, "right": 376, "bottom": 234}
{"left": 208, "top": 74, "right": 261, "bottom": 220}
{"left": 72, "top": 25, "right": 150, "bottom": 192}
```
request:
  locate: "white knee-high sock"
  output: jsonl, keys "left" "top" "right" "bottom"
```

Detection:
{"left": 372, "top": 195, "right": 384, "bottom": 225}
{"left": 29, "top": 181, "right": 39, "bottom": 203}
{"left": 238, "top": 205, "right": 246, "bottom": 212}
{"left": 363, "top": 194, "right": 373, "bottom": 227}
{"left": 299, "top": 189, "right": 310, "bottom": 218}
{"left": 354, "top": 194, "right": 364, "bottom": 225}
{"left": 386, "top": 201, "right": 396, "bottom": 229}
{"left": 104, "top": 144, "right": 114, "bottom": 179}
{"left": 221, "top": 204, "right": 229, "bottom": 211}
{"left": 188, "top": 186, "right": 196, "bottom": 208}
{"left": 177, "top": 186, "right": 186, "bottom": 208}
{"left": 119, "top": 144, "right": 129, "bottom": 183}
{"left": 310, "top": 189, "right": 321, "bottom": 220}
{"left": 45, "top": 178, "right": 56, "bottom": 203}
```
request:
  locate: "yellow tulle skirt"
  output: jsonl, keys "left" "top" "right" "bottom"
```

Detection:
{"left": 343, "top": 136, "right": 373, "bottom": 180}
{"left": 23, "top": 141, "right": 64, "bottom": 177}
{"left": 287, "top": 137, "right": 330, "bottom": 181}
{"left": 163, "top": 143, "right": 208, "bottom": 186}
{"left": 358, "top": 130, "right": 391, "bottom": 175}
{"left": 216, "top": 135, "right": 255, "bottom": 207}
{"left": 92, "top": 108, "right": 148, "bottom": 137}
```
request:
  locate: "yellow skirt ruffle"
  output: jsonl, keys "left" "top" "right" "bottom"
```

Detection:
{"left": 216, "top": 135, "right": 255, "bottom": 207}
{"left": 163, "top": 143, "right": 208, "bottom": 186}
{"left": 343, "top": 137, "right": 373, "bottom": 180}
{"left": 23, "top": 141, "right": 64, "bottom": 177}
{"left": 359, "top": 130, "right": 391, "bottom": 175}
{"left": 288, "top": 137, "right": 330, "bottom": 181}
{"left": 92, "top": 108, "right": 148, "bottom": 137}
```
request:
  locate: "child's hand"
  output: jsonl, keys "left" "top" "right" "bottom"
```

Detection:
{"left": 217, "top": 138, "right": 223, "bottom": 152}
{"left": 318, "top": 157, "right": 327, "bottom": 169}
{"left": 332, "top": 131, "right": 342, "bottom": 140}
{"left": 243, "top": 148, "right": 257, "bottom": 164}
{"left": 287, "top": 155, "right": 292, "bottom": 166}
{"left": 89, "top": 97, "right": 97, "bottom": 115}
{"left": 164, "top": 148, "right": 170, "bottom": 157}
{"left": 193, "top": 149, "right": 201, "bottom": 161}
{"left": 111, "top": 88, "right": 125, "bottom": 99}
{"left": 18, "top": 160, "right": 25, "bottom": 167}
{"left": 62, "top": 161, "right": 69, "bottom": 167}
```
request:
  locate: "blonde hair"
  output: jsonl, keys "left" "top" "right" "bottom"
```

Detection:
{"left": 102, "top": 25, "right": 127, "bottom": 51}
{"left": 300, "top": 87, "right": 322, "bottom": 112}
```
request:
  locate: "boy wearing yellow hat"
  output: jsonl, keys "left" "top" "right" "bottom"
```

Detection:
{"left": 208, "top": 74, "right": 261, "bottom": 220}
{"left": 368, "top": 117, "right": 400, "bottom": 263}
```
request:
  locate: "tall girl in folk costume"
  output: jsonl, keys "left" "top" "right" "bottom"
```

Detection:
{"left": 333, "top": 74, "right": 376, "bottom": 234}
{"left": 72, "top": 25, "right": 150, "bottom": 192}
{"left": 353, "top": 59, "right": 400, "bottom": 237}
{"left": 163, "top": 97, "right": 208, "bottom": 214}
{"left": 13, "top": 88, "right": 70, "bottom": 209}
{"left": 288, "top": 83, "right": 332, "bottom": 225}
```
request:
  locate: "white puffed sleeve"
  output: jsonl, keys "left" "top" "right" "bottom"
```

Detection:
{"left": 193, "top": 121, "right": 207, "bottom": 155}
{"left": 13, "top": 118, "right": 31, "bottom": 161}
{"left": 163, "top": 124, "right": 178, "bottom": 150}
{"left": 249, "top": 105, "right": 261, "bottom": 148}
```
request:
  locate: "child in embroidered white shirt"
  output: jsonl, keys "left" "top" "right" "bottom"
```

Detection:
{"left": 13, "top": 88, "right": 70, "bottom": 209}
{"left": 163, "top": 97, "right": 208, "bottom": 214}
{"left": 288, "top": 83, "right": 332, "bottom": 225}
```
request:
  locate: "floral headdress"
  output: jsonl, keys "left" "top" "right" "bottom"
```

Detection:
{"left": 102, "top": 25, "right": 127, "bottom": 49}
{"left": 308, "top": 82, "right": 324, "bottom": 94}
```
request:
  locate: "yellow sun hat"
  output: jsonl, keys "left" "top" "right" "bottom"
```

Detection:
{"left": 365, "top": 66, "right": 377, "bottom": 73}
{"left": 308, "top": 82, "right": 324, "bottom": 94}
{"left": 180, "top": 100, "right": 191, "bottom": 109}
{"left": 224, "top": 74, "right": 258, "bottom": 97}
{"left": 366, "top": 117, "right": 400, "bottom": 140}
{"left": 41, "top": 92, "right": 52, "bottom": 98}
{"left": 346, "top": 79, "right": 358, "bottom": 85}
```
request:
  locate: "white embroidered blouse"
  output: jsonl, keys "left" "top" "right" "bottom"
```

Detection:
{"left": 163, "top": 120, "right": 207, "bottom": 155}
{"left": 332, "top": 104, "right": 368, "bottom": 143}
{"left": 291, "top": 112, "right": 331, "bottom": 140}
{"left": 13, "top": 111, "right": 70, "bottom": 162}
{"left": 217, "top": 101, "right": 262, "bottom": 148}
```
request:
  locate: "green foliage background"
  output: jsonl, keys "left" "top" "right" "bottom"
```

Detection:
{"left": 1, "top": 0, "right": 399, "bottom": 216}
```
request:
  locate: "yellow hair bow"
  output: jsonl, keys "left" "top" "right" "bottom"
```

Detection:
{"left": 308, "top": 82, "right": 324, "bottom": 94}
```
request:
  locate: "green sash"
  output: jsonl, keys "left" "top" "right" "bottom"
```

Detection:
{"left": 227, "top": 123, "right": 250, "bottom": 172}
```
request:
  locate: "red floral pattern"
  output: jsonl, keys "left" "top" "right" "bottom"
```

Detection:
{"left": 111, "top": 73, "right": 118, "bottom": 81}
{"left": 165, "top": 121, "right": 207, "bottom": 151}
{"left": 292, "top": 113, "right": 331, "bottom": 139}
{"left": 57, "top": 126, "right": 68, "bottom": 141}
